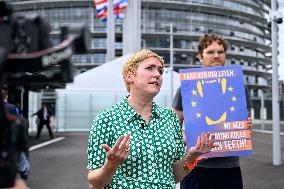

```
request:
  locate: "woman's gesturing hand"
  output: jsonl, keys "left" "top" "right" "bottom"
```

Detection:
{"left": 101, "top": 133, "right": 131, "bottom": 169}
{"left": 189, "top": 132, "right": 216, "bottom": 158}
{"left": 182, "top": 133, "right": 216, "bottom": 172}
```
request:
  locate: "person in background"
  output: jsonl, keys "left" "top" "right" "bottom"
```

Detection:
{"left": 32, "top": 104, "right": 54, "bottom": 139}
{"left": 14, "top": 102, "right": 23, "bottom": 116}
{"left": 2, "top": 89, "right": 19, "bottom": 117}
{"left": 172, "top": 33, "right": 252, "bottom": 189}
{"left": 87, "top": 49, "right": 216, "bottom": 189}
{"left": 1, "top": 89, "right": 30, "bottom": 180}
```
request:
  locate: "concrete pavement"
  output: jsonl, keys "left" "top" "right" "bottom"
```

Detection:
{"left": 27, "top": 132, "right": 89, "bottom": 189}
{"left": 241, "top": 131, "right": 284, "bottom": 189}
{"left": 26, "top": 131, "right": 284, "bottom": 189}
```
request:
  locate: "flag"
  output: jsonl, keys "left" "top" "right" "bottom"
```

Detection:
{"left": 113, "top": 0, "right": 128, "bottom": 20}
{"left": 93, "top": 0, "right": 128, "bottom": 21}
{"left": 94, "top": 0, "right": 108, "bottom": 20}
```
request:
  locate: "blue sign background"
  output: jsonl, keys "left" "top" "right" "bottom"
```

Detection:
{"left": 180, "top": 65, "right": 251, "bottom": 157}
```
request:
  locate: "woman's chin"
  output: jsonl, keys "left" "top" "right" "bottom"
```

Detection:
{"left": 149, "top": 88, "right": 160, "bottom": 97}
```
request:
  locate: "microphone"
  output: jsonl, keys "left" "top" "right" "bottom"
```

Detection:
{"left": 141, "top": 123, "right": 145, "bottom": 130}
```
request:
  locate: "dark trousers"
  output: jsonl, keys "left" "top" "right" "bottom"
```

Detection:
{"left": 180, "top": 167, "right": 243, "bottom": 189}
{"left": 36, "top": 120, "right": 53, "bottom": 139}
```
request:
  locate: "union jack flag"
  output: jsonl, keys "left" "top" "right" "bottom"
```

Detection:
{"left": 93, "top": 0, "right": 128, "bottom": 21}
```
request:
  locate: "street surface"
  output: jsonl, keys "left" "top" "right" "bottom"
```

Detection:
{"left": 26, "top": 131, "right": 284, "bottom": 189}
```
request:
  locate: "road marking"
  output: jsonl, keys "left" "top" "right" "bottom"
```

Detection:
{"left": 253, "top": 129, "right": 284, "bottom": 135}
{"left": 29, "top": 137, "right": 65, "bottom": 152}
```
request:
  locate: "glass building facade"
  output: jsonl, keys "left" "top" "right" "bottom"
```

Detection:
{"left": 10, "top": 0, "right": 282, "bottom": 120}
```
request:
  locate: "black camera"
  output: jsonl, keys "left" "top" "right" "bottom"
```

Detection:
{"left": 0, "top": 1, "right": 89, "bottom": 187}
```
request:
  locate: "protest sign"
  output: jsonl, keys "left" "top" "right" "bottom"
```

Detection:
{"left": 180, "top": 65, "right": 252, "bottom": 158}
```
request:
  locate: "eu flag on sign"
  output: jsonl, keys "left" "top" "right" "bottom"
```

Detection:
{"left": 180, "top": 65, "right": 252, "bottom": 158}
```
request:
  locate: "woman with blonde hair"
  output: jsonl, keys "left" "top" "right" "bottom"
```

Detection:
{"left": 87, "top": 49, "right": 214, "bottom": 189}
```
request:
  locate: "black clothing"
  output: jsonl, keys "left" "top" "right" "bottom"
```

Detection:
{"left": 32, "top": 107, "right": 53, "bottom": 139}
{"left": 180, "top": 167, "right": 243, "bottom": 189}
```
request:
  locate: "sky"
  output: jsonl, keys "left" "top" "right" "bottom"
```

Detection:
{"left": 278, "top": 0, "right": 284, "bottom": 80}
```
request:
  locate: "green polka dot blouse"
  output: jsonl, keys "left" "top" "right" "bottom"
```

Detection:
{"left": 87, "top": 96, "right": 185, "bottom": 189}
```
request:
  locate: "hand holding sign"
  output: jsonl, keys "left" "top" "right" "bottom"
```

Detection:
{"left": 185, "top": 133, "right": 217, "bottom": 162}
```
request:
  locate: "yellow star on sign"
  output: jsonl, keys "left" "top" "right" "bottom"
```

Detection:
{"left": 230, "top": 106, "right": 235, "bottom": 111}
{"left": 228, "top": 86, "right": 234, "bottom": 92}
{"left": 232, "top": 96, "right": 237, "bottom": 102}
{"left": 191, "top": 101, "right": 197, "bottom": 107}
{"left": 196, "top": 112, "right": 201, "bottom": 118}
{"left": 192, "top": 89, "right": 197, "bottom": 95}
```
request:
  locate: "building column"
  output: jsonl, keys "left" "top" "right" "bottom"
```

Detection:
{"left": 122, "top": 0, "right": 141, "bottom": 55}
{"left": 106, "top": 0, "right": 115, "bottom": 61}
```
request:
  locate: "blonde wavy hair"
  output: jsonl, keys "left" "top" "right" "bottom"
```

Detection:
{"left": 122, "top": 49, "right": 164, "bottom": 92}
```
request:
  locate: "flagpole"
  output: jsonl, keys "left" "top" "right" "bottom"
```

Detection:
{"left": 107, "top": 0, "right": 115, "bottom": 61}
{"left": 90, "top": 4, "right": 94, "bottom": 34}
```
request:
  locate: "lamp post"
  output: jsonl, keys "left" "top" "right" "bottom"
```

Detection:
{"left": 271, "top": 0, "right": 282, "bottom": 166}
{"left": 169, "top": 23, "right": 174, "bottom": 103}
{"left": 260, "top": 90, "right": 265, "bottom": 130}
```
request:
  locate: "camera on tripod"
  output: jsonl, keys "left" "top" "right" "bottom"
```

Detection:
{"left": 0, "top": 1, "right": 89, "bottom": 187}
